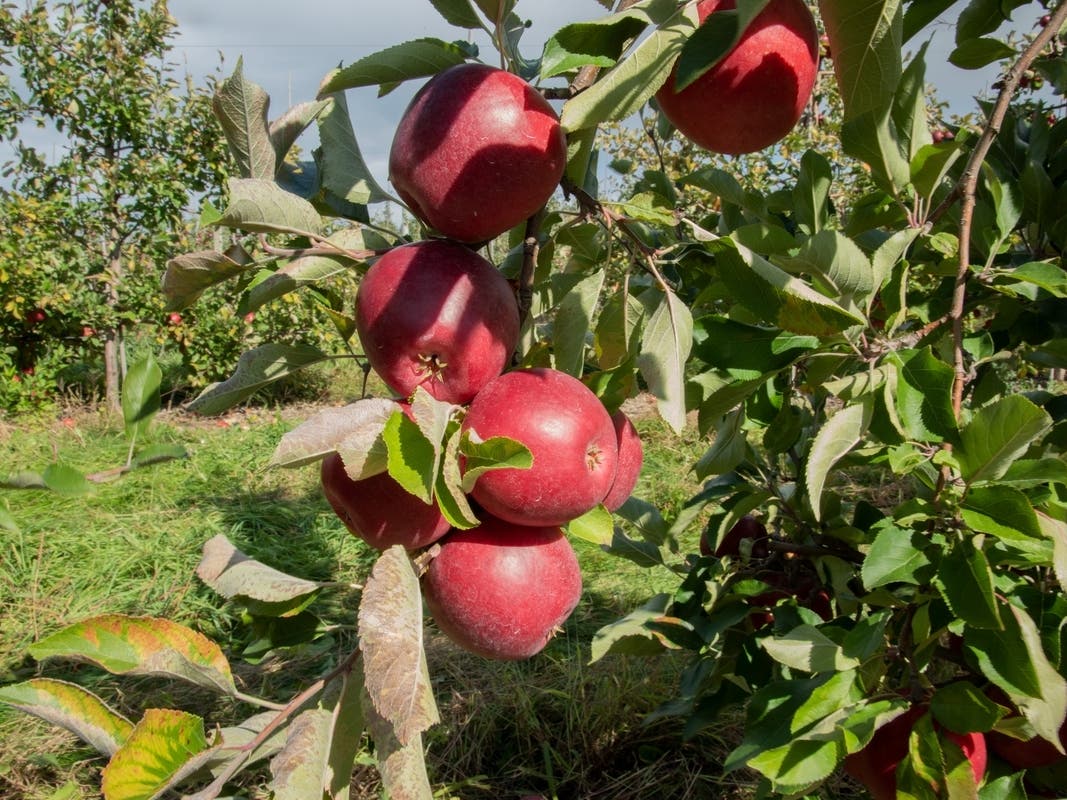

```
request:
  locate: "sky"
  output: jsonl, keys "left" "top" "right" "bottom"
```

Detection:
{"left": 3, "top": 0, "right": 1033, "bottom": 191}
{"left": 164, "top": 0, "right": 1009, "bottom": 190}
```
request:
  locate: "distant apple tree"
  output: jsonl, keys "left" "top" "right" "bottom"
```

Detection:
{"left": 2, "top": 0, "right": 1066, "bottom": 798}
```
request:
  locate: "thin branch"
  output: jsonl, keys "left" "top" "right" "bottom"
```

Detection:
{"left": 948, "top": 0, "right": 1067, "bottom": 417}
{"left": 517, "top": 207, "right": 546, "bottom": 329}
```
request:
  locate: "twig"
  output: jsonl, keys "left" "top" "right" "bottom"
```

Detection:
{"left": 188, "top": 648, "right": 363, "bottom": 800}
{"left": 944, "top": 0, "right": 1067, "bottom": 417}
{"left": 517, "top": 207, "right": 546, "bottom": 329}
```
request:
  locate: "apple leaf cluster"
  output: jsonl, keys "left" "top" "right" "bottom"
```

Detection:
{"left": 1, "top": 0, "right": 1066, "bottom": 798}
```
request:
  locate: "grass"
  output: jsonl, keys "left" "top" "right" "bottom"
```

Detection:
{"left": 0, "top": 394, "right": 780, "bottom": 800}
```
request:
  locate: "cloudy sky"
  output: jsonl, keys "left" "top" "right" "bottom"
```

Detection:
{"left": 164, "top": 0, "right": 1014, "bottom": 188}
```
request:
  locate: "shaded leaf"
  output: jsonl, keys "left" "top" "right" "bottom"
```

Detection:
{"left": 358, "top": 547, "right": 439, "bottom": 746}
{"left": 162, "top": 248, "right": 253, "bottom": 312}
{"left": 806, "top": 399, "right": 873, "bottom": 522}
{"left": 541, "top": 8, "right": 652, "bottom": 79}
{"left": 188, "top": 344, "right": 329, "bottom": 416}
{"left": 363, "top": 694, "right": 433, "bottom": 800}
{"left": 271, "top": 397, "right": 399, "bottom": 475}
{"left": 315, "top": 92, "right": 392, "bottom": 208}
{"left": 674, "top": 0, "right": 771, "bottom": 91}
{"left": 761, "top": 625, "right": 861, "bottom": 674}
{"left": 590, "top": 593, "right": 673, "bottom": 660}
{"left": 819, "top": 0, "right": 903, "bottom": 119}
{"left": 269, "top": 99, "right": 331, "bottom": 169}
{"left": 212, "top": 58, "right": 275, "bottom": 180}
{"left": 215, "top": 178, "right": 324, "bottom": 237}
{"left": 933, "top": 541, "right": 1001, "bottom": 629}
{"left": 637, "top": 287, "right": 693, "bottom": 434}
{"left": 30, "top": 615, "right": 235, "bottom": 695}
{"left": 196, "top": 534, "right": 322, "bottom": 618}
{"left": 554, "top": 269, "right": 605, "bottom": 377}
{"left": 122, "top": 353, "right": 161, "bottom": 443}
{"left": 0, "top": 678, "right": 133, "bottom": 757}
{"left": 318, "top": 38, "right": 469, "bottom": 95}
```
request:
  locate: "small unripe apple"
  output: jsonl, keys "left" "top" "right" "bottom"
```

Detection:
{"left": 655, "top": 0, "right": 819, "bottom": 155}
{"left": 422, "top": 514, "right": 582, "bottom": 660}
{"left": 320, "top": 452, "right": 450, "bottom": 551}
{"left": 461, "top": 368, "right": 619, "bottom": 527}
{"left": 389, "top": 63, "right": 568, "bottom": 243}
{"left": 601, "top": 410, "right": 644, "bottom": 512}
{"left": 354, "top": 240, "right": 520, "bottom": 405}
{"left": 843, "top": 706, "right": 986, "bottom": 799}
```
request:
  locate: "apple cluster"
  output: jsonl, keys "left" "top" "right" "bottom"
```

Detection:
{"left": 320, "top": 63, "right": 644, "bottom": 661}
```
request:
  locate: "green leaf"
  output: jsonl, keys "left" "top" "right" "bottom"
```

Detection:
{"left": 428, "top": 0, "right": 483, "bottom": 28}
{"left": 101, "top": 709, "right": 209, "bottom": 800}
{"left": 317, "top": 38, "right": 469, "bottom": 95}
{"left": 819, "top": 0, "right": 903, "bottom": 120}
{"left": 637, "top": 287, "right": 694, "bottom": 434}
{"left": 565, "top": 504, "right": 614, "bottom": 546}
{"left": 122, "top": 353, "right": 161, "bottom": 444}
{"left": 966, "top": 601, "right": 1067, "bottom": 749}
{"left": 0, "top": 678, "right": 133, "bottom": 757}
{"left": 861, "top": 522, "right": 934, "bottom": 588}
{"left": 30, "top": 615, "right": 236, "bottom": 695}
{"left": 590, "top": 593, "right": 672, "bottom": 660}
{"left": 948, "top": 37, "right": 1016, "bottom": 69}
{"left": 694, "top": 408, "right": 747, "bottom": 480}
{"left": 242, "top": 230, "right": 366, "bottom": 315}
{"left": 162, "top": 247, "right": 253, "bottom": 311}
{"left": 692, "top": 316, "right": 817, "bottom": 373}
{"left": 761, "top": 625, "right": 861, "bottom": 673}
{"left": 130, "top": 444, "right": 188, "bottom": 469}
{"left": 806, "top": 398, "right": 873, "bottom": 522}
{"left": 363, "top": 691, "right": 433, "bottom": 800}
{"left": 434, "top": 427, "right": 481, "bottom": 530}
{"left": 957, "top": 395, "right": 1053, "bottom": 484}
{"left": 271, "top": 397, "right": 399, "bottom": 475}
{"left": 216, "top": 177, "right": 324, "bottom": 236}
{"left": 195, "top": 534, "right": 322, "bottom": 618}
{"left": 673, "top": 0, "right": 771, "bottom": 91}
{"left": 890, "top": 348, "right": 958, "bottom": 443}
{"left": 458, "top": 432, "right": 533, "bottom": 492}
{"left": 315, "top": 92, "right": 392, "bottom": 209}
{"left": 268, "top": 99, "right": 331, "bottom": 170}
{"left": 358, "top": 547, "right": 439, "bottom": 747}
{"left": 540, "top": 8, "right": 652, "bottom": 79}
{"left": 961, "top": 485, "right": 1044, "bottom": 541}
{"left": 783, "top": 230, "right": 876, "bottom": 309}
{"left": 270, "top": 669, "right": 364, "bottom": 800}
{"left": 930, "top": 681, "right": 1002, "bottom": 734}
{"left": 212, "top": 58, "right": 276, "bottom": 181}
{"left": 0, "top": 505, "right": 18, "bottom": 532}
{"left": 992, "top": 261, "right": 1067, "bottom": 299}
{"left": 188, "top": 344, "right": 329, "bottom": 415}
{"left": 911, "top": 141, "right": 965, "bottom": 203}
{"left": 554, "top": 269, "right": 605, "bottom": 377}
{"left": 933, "top": 540, "right": 1001, "bottom": 629}
{"left": 384, "top": 409, "right": 436, "bottom": 505}
{"left": 559, "top": 2, "right": 699, "bottom": 133}
{"left": 42, "top": 463, "right": 92, "bottom": 497}
{"left": 712, "top": 239, "right": 865, "bottom": 336}
{"left": 794, "top": 149, "right": 833, "bottom": 235}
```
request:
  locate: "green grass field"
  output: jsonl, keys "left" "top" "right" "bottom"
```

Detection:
{"left": 1, "top": 390, "right": 836, "bottom": 800}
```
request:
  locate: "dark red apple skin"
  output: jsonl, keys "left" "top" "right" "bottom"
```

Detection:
{"left": 602, "top": 410, "right": 644, "bottom": 512}
{"left": 843, "top": 707, "right": 987, "bottom": 800}
{"left": 461, "top": 368, "right": 619, "bottom": 527}
{"left": 320, "top": 452, "right": 451, "bottom": 551}
{"left": 987, "top": 687, "right": 1067, "bottom": 770}
{"left": 389, "top": 63, "right": 568, "bottom": 243}
{"left": 701, "top": 515, "right": 771, "bottom": 558}
{"left": 354, "top": 240, "right": 520, "bottom": 405}
{"left": 422, "top": 515, "right": 583, "bottom": 660}
{"left": 655, "top": 0, "right": 819, "bottom": 155}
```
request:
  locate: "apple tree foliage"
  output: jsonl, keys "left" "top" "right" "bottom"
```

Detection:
{"left": 2, "top": 0, "right": 1067, "bottom": 798}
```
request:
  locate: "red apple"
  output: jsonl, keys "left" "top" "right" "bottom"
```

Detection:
{"left": 422, "top": 514, "right": 582, "bottom": 660}
{"left": 601, "top": 410, "right": 644, "bottom": 512}
{"left": 389, "top": 63, "right": 568, "bottom": 243}
{"left": 461, "top": 368, "right": 619, "bottom": 527}
{"left": 701, "top": 515, "right": 770, "bottom": 558}
{"left": 655, "top": 0, "right": 819, "bottom": 155}
{"left": 354, "top": 240, "right": 520, "bottom": 405}
{"left": 844, "top": 707, "right": 986, "bottom": 800}
{"left": 168, "top": 312, "right": 183, "bottom": 325}
{"left": 986, "top": 687, "right": 1067, "bottom": 770}
{"left": 320, "top": 452, "right": 451, "bottom": 551}
{"left": 26, "top": 308, "right": 47, "bottom": 326}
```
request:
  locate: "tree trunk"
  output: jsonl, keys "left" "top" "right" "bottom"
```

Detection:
{"left": 103, "top": 250, "right": 124, "bottom": 413}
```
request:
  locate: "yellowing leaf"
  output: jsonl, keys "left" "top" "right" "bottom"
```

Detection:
{"left": 101, "top": 709, "right": 209, "bottom": 800}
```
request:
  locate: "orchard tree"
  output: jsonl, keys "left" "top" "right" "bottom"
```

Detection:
{"left": 2, "top": 0, "right": 1067, "bottom": 798}
{"left": 0, "top": 0, "right": 228, "bottom": 411}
